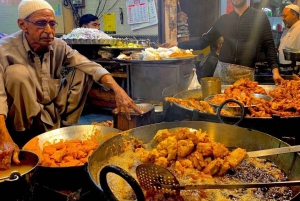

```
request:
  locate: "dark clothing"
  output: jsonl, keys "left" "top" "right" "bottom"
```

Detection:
{"left": 178, "top": 7, "right": 279, "bottom": 70}
{"left": 196, "top": 51, "right": 219, "bottom": 83}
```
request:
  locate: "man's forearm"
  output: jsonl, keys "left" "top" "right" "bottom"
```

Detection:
{"left": 0, "top": 115, "right": 12, "bottom": 141}
{"left": 99, "top": 74, "right": 124, "bottom": 93}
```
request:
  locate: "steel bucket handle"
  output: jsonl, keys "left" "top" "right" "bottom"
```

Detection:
{"left": 0, "top": 171, "right": 20, "bottom": 183}
{"left": 217, "top": 99, "right": 245, "bottom": 125}
{"left": 99, "top": 165, "right": 145, "bottom": 201}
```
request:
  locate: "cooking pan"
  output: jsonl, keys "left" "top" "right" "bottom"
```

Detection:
{"left": 87, "top": 121, "right": 300, "bottom": 200}
{"left": 0, "top": 150, "right": 39, "bottom": 198}
{"left": 22, "top": 125, "right": 121, "bottom": 190}
{"left": 162, "top": 86, "right": 300, "bottom": 144}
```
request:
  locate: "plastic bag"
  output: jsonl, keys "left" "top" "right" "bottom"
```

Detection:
{"left": 188, "top": 68, "right": 201, "bottom": 90}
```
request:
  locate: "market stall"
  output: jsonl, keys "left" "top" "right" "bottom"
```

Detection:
{"left": 61, "top": 29, "right": 197, "bottom": 109}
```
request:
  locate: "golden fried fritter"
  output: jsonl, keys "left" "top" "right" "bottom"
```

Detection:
{"left": 225, "top": 148, "right": 248, "bottom": 168}
{"left": 196, "top": 143, "right": 213, "bottom": 157}
{"left": 177, "top": 140, "right": 195, "bottom": 158}
{"left": 212, "top": 142, "right": 230, "bottom": 159}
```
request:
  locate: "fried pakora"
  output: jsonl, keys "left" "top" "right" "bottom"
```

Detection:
{"left": 136, "top": 127, "right": 248, "bottom": 177}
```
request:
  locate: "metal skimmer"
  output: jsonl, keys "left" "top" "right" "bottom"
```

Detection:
{"left": 136, "top": 164, "right": 300, "bottom": 196}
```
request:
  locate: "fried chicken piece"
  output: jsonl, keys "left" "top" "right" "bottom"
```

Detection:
{"left": 196, "top": 142, "right": 213, "bottom": 157}
{"left": 174, "top": 127, "right": 191, "bottom": 140}
{"left": 154, "top": 157, "right": 168, "bottom": 168}
{"left": 43, "top": 145, "right": 57, "bottom": 155}
{"left": 212, "top": 142, "right": 230, "bottom": 159}
{"left": 217, "top": 161, "right": 230, "bottom": 176}
{"left": 175, "top": 161, "right": 185, "bottom": 175}
{"left": 203, "top": 158, "right": 223, "bottom": 175}
{"left": 77, "top": 150, "right": 88, "bottom": 158}
{"left": 196, "top": 131, "right": 210, "bottom": 143}
{"left": 51, "top": 139, "right": 65, "bottom": 150}
{"left": 185, "top": 130, "right": 201, "bottom": 145}
{"left": 188, "top": 152, "right": 206, "bottom": 171}
{"left": 63, "top": 155, "right": 75, "bottom": 162}
{"left": 135, "top": 148, "right": 150, "bottom": 163}
{"left": 156, "top": 141, "right": 169, "bottom": 158}
{"left": 153, "top": 129, "right": 171, "bottom": 142}
{"left": 175, "top": 159, "right": 193, "bottom": 175}
{"left": 42, "top": 153, "right": 58, "bottom": 167}
{"left": 50, "top": 147, "right": 66, "bottom": 163}
{"left": 178, "top": 159, "right": 193, "bottom": 169}
{"left": 147, "top": 149, "right": 160, "bottom": 163}
{"left": 225, "top": 147, "right": 248, "bottom": 168}
{"left": 166, "top": 137, "right": 178, "bottom": 161}
{"left": 157, "top": 137, "right": 178, "bottom": 161}
{"left": 177, "top": 140, "right": 194, "bottom": 158}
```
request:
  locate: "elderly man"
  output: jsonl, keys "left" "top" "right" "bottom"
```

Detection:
{"left": 161, "top": 0, "right": 284, "bottom": 85}
{"left": 0, "top": 0, "right": 141, "bottom": 170}
{"left": 79, "top": 14, "right": 100, "bottom": 29}
{"left": 278, "top": 4, "right": 300, "bottom": 74}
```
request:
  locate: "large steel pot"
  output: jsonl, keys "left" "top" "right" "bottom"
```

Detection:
{"left": 87, "top": 121, "right": 300, "bottom": 200}
{"left": 162, "top": 84, "right": 300, "bottom": 145}
{"left": 23, "top": 125, "right": 121, "bottom": 191}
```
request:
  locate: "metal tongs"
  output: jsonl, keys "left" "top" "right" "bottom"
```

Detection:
{"left": 136, "top": 145, "right": 300, "bottom": 195}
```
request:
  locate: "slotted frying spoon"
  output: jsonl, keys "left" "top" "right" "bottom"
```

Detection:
{"left": 136, "top": 164, "right": 300, "bottom": 196}
{"left": 136, "top": 145, "right": 300, "bottom": 195}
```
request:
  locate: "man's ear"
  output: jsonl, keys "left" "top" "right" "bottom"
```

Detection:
{"left": 82, "top": 24, "right": 88, "bottom": 28}
{"left": 18, "top": 19, "right": 28, "bottom": 33}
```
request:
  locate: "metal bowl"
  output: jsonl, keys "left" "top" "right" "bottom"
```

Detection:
{"left": 283, "top": 49, "right": 300, "bottom": 61}
{"left": 204, "top": 93, "right": 273, "bottom": 116}
{"left": 23, "top": 125, "right": 121, "bottom": 151}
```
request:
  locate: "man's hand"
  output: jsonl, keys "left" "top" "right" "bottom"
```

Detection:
{"left": 0, "top": 115, "right": 20, "bottom": 170}
{"left": 156, "top": 41, "right": 178, "bottom": 48}
{"left": 272, "top": 68, "right": 284, "bottom": 85}
{"left": 0, "top": 140, "right": 20, "bottom": 170}
{"left": 100, "top": 74, "right": 143, "bottom": 120}
{"left": 112, "top": 88, "right": 143, "bottom": 120}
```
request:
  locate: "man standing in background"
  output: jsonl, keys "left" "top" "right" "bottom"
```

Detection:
{"left": 79, "top": 14, "right": 100, "bottom": 29}
{"left": 161, "top": 0, "right": 283, "bottom": 85}
{"left": 196, "top": 37, "right": 224, "bottom": 83}
{"left": 278, "top": 4, "right": 300, "bottom": 74}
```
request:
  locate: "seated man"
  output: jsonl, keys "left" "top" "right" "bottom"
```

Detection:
{"left": 79, "top": 14, "right": 100, "bottom": 29}
{"left": 0, "top": 0, "right": 141, "bottom": 170}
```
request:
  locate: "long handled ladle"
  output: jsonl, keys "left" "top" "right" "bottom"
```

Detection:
{"left": 136, "top": 145, "right": 300, "bottom": 195}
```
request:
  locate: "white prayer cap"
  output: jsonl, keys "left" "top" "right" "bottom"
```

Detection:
{"left": 18, "top": 0, "right": 54, "bottom": 19}
{"left": 285, "top": 4, "right": 300, "bottom": 14}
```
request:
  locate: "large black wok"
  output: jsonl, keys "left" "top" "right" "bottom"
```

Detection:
{"left": 162, "top": 83, "right": 300, "bottom": 145}
{"left": 87, "top": 121, "right": 300, "bottom": 200}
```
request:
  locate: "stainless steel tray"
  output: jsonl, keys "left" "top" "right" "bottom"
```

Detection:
{"left": 162, "top": 55, "right": 197, "bottom": 60}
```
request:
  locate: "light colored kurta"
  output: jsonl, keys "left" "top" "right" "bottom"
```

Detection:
{"left": 0, "top": 30, "right": 110, "bottom": 132}
{"left": 278, "top": 20, "right": 300, "bottom": 65}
